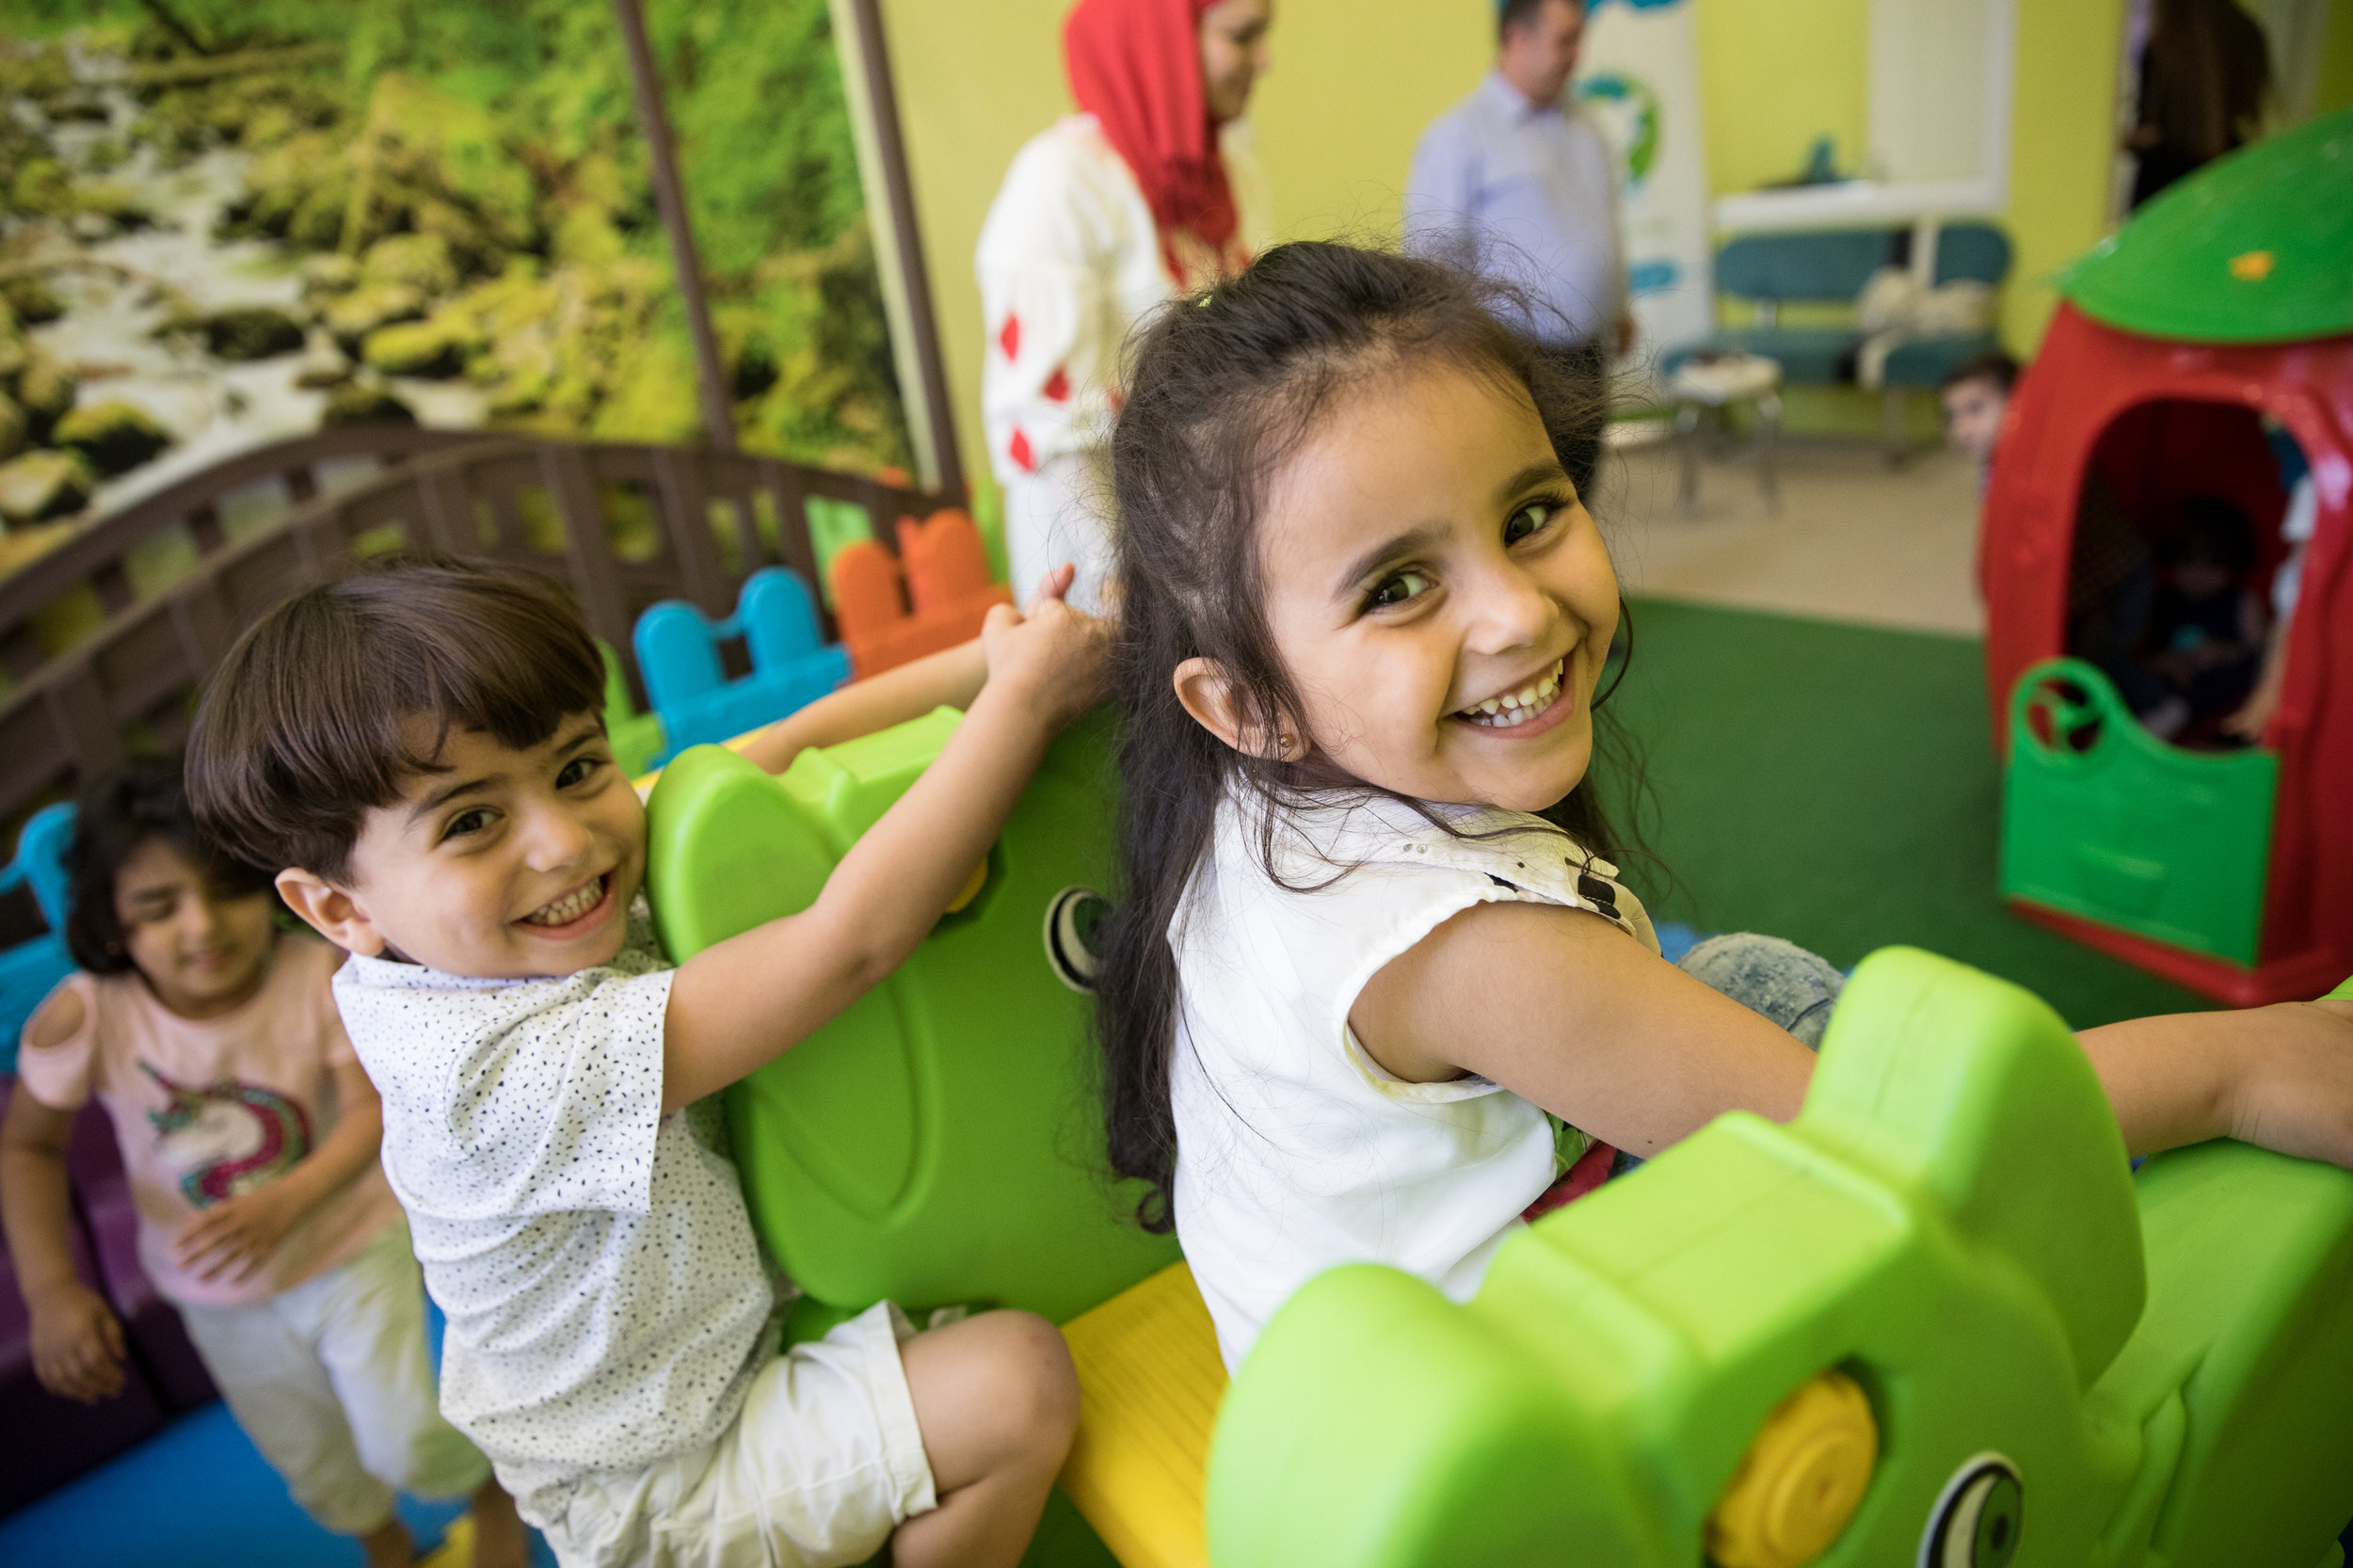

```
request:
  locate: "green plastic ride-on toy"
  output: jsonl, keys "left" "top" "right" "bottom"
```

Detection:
{"left": 644, "top": 711, "right": 2353, "bottom": 1568}
{"left": 1209, "top": 949, "right": 2353, "bottom": 1568}
{"left": 645, "top": 708, "right": 1177, "bottom": 1336}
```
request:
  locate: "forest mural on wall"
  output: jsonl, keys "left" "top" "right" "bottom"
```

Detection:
{"left": 0, "top": 0, "right": 908, "bottom": 548}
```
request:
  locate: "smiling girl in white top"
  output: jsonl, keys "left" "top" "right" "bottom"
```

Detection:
{"left": 1092, "top": 241, "right": 2353, "bottom": 1371}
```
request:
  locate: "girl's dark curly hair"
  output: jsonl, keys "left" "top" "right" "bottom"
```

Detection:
{"left": 66, "top": 755, "right": 278, "bottom": 975}
{"left": 1095, "top": 240, "right": 1640, "bottom": 1232}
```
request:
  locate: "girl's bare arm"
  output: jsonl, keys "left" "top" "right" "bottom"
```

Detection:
{"left": 0, "top": 1053, "right": 129, "bottom": 1402}
{"left": 2080, "top": 999, "right": 2353, "bottom": 1161}
{"left": 1351, "top": 900, "right": 1815, "bottom": 1157}
{"left": 1360, "top": 903, "right": 2353, "bottom": 1165}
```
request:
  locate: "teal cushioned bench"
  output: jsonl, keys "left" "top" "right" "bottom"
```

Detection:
{"left": 1662, "top": 223, "right": 2011, "bottom": 393}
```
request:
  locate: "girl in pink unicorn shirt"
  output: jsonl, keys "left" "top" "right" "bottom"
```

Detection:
{"left": 0, "top": 757, "right": 526, "bottom": 1568}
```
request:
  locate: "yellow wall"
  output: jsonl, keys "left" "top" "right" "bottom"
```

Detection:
{"left": 2317, "top": 0, "right": 2353, "bottom": 118}
{"left": 1998, "top": 0, "right": 2126, "bottom": 354}
{"left": 873, "top": 0, "right": 2125, "bottom": 474}
{"left": 1695, "top": 0, "right": 1869, "bottom": 193}
{"left": 1688, "top": 0, "right": 2124, "bottom": 358}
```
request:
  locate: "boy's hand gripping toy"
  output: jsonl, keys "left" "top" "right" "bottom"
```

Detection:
{"left": 1209, "top": 949, "right": 2353, "bottom": 1568}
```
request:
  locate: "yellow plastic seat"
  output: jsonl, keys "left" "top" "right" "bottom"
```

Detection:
{"left": 1059, "top": 1263, "right": 1228, "bottom": 1568}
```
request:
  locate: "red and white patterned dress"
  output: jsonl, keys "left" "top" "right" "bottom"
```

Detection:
{"left": 975, "top": 112, "right": 1271, "bottom": 610}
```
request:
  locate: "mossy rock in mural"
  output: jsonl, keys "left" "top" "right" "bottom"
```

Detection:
{"left": 223, "top": 131, "right": 353, "bottom": 249}
{"left": 0, "top": 333, "right": 25, "bottom": 388}
{"left": 55, "top": 400, "right": 171, "bottom": 477}
{"left": 0, "top": 450, "right": 91, "bottom": 524}
{"left": 301, "top": 253, "right": 362, "bottom": 300}
{"left": 72, "top": 183, "right": 153, "bottom": 232}
{"left": 361, "top": 319, "right": 468, "bottom": 379}
{"left": 9, "top": 157, "right": 72, "bottom": 219}
{"left": 301, "top": 74, "right": 539, "bottom": 272}
{"left": 0, "top": 275, "right": 64, "bottom": 327}
{"left": 361, "top": 233, "right": 461, "bottom": 298}
{"left": 0, "top": 392, "right": 25, "bottom": 463}
{"left": 203, "top": 306, "right": 307, "bottom": 362}
{"left": 319, "top": 382, "right": 418, "bottom": 429}
{"left": 14, "top": 349, "right": 75, "bottom": 444}
{"left": 322, "top": 282, "right": 427, "bottom": 352}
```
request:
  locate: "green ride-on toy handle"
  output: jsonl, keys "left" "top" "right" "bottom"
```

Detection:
{"left": 1207, "top": 948, "right": 2353, "bottom": 1568}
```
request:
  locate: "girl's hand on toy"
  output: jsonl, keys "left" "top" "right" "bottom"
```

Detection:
{"left": 175, "top": 1183, "right": 299, "bottom": 1284}
{"left": 2230, "top": 999, "right": 2353, "bottom": 1167}
{"left": 980, "top": 584, "right": 1110, "bottom": 736}
{"left": 2081, "top": 998, "right": 2353, "bottom": 1164}
{"left": 26, "top": 1278, "right": 126, "bottom": 1402}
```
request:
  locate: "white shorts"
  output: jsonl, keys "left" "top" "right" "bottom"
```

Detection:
{"left": 176, "top": 1215, "right": 490, "bottom": 1536}
{"left": 527, "top": 1302, "right": 937, "bottom": 1568}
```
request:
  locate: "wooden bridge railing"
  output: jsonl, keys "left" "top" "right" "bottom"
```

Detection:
{"left": 0, "top": 425, "right": 485, "bottom": 685}
{"left": 0, "top": 433, "right": 950, "bottom": 829}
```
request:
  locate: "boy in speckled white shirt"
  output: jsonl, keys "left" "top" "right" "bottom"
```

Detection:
{"left": 187, "top": 555, "right": 1105, "bottom": 1568}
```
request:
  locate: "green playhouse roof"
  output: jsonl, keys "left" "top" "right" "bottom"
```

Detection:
{"left": 2060, "top": 108, "right": 2353, "bottom": 344}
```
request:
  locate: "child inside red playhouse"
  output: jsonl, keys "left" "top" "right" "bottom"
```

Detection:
{"left": 1980, "top": 109, "right": 2352, "bottom": 1006}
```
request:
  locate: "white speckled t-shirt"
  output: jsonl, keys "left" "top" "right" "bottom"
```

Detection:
{"left": 331, "top": 900, "right": 775, "bottom": 1488}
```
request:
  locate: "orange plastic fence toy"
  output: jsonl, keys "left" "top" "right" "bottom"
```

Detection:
{"left": 829, "top": 509, "right": 1015, "bottom": 679}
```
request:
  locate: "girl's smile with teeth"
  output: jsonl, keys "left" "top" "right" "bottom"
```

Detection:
{"left": 1454, "top": 658, "right": 1566, "bottom": 729}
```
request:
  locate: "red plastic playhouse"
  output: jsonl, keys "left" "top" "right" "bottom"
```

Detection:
{"left": 1982, "top": 111, "right": 2352, "bottom": 1005}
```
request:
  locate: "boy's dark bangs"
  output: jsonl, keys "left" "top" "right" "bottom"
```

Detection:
{"left": 260, "top": 561, "right": 604, "bottom": 825}
{"left": 382, "top": 597, "right": 605, "bottom": 780}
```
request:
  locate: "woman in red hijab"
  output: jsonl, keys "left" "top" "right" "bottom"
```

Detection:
{"left": 977, "top": 0, "right": 1274, "bottom": 612}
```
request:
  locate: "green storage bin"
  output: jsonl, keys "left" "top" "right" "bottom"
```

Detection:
{"left": 2000, "top": 658, "right": 2277, "bottom": 966}
{"left": 644, "top": 708, "right": 1178, "bottom": 1332}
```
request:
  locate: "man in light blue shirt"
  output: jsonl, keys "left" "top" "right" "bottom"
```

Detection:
{"left": 1406, "top": 0, "right": 1631, "bottom": 485}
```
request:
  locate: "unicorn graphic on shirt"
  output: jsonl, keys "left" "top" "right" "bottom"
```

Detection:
{"left": 138, "top": 1060, "right": 311, "bottom": 1208}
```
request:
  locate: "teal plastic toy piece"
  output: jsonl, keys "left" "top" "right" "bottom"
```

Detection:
{"left": 2001, "top": 658, "right": 2278, "bottom": 967}
{"left": 644, "top": 709, "right": 1177, "bottom": 1333}
{"left": 0, "top": 802, "right": 78, "bottom": 1074}
{"left": 634, "top": 568, "right": 850, "bottom": 768}
{"left": 1206, "top": 948, "right": 2353, "bottom": 1568}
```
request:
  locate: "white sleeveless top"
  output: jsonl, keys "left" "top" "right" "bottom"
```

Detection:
{"left": 1169, "top": 789, "right": 1657, "bottom": 1370}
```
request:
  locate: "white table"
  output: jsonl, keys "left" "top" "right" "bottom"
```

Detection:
{"left": 1669, "top": 353, "right": 1783, "bottom": 517}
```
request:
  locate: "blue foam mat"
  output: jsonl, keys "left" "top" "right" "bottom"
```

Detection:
{"left": 0, "top": 1398, "right": 552, "bottom": 1567}
{"left": 0, "top": 1298, "right": 553, "bottom": 1567}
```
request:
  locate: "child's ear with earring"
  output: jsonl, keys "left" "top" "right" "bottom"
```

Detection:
{"left": 1173, "top": 657, "right": 1306, "bottom": 762}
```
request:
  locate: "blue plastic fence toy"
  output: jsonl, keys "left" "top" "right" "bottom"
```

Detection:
{"left": 632, "top": 568, "right": 850, "bottom": 769}
{"left": 0, "top": 804, "right": 78, "bottom": 1075}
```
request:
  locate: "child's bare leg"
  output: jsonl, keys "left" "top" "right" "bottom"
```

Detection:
{"left": 360, "top": 1513, "right": 414, "bottom": 1568}
{"left": 469, "top": 1477, "right": 529, "bottom": 1568}
{"left": 887, "top": 1310, "right": 1080, "bottom": 1568}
